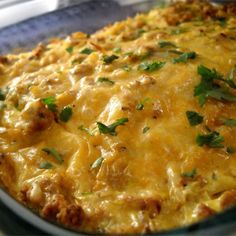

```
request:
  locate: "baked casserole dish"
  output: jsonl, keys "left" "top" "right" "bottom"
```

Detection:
{"left": 0, "top": 0, "right": 236, "bottom": 234}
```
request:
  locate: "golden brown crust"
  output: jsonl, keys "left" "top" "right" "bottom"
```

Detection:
{"left": 0, "top": 0, "right": 236, "bottom": 234}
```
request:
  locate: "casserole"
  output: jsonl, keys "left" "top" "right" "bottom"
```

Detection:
{"left": 0, "top": 0, "right": 236, "bottom": 234}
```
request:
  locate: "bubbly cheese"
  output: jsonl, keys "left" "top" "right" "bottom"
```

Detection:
{"left": 0, "top": 1, "right": 236, "bottom": 234}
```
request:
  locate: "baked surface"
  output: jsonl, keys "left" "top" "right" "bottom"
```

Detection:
{"left": 0, "top": 0, "right": 236, "bottom": 234}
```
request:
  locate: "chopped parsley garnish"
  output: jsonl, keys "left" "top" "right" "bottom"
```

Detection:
{"left": 136, "top": 98, "right": 151, "bottom": 111}
{"left": 133, "top": 29, "right": 146, "bottom": 39}
{"left": 80, "top": 48, "right": 94, "bottom": 55}
{"left": 91, "top": 157, "right": 104, "bottom": 169}
{"left": 97, "top": 77, "right": 114, "bottom": 85}
{"left": 66, "top": 46, "right": 73, "bottom": 54}
{"left": 122, "top": 65, "right": 131, "bottom": 71}
{"left": 181, "top": 168, "right": 197, "bottom": 178}
{"left": 41, "top": 96, "right": 57, "bottom": 112}
{"left": 78, "top": 125, "right": 95, "bottom": 136}
{"left": 59, "top": 106, "right": 73, "bottom": 122}
{"left": 196, "top": 131, "right": 224, "bottom": 148}
{"left": 39, "top": 161, "right": 53, "bottom": 169}
{"left": 220, "top": 118, "right": 236, "bottom": 127}
{"left": 0, "top": 89, "right": 6, "bottom": 101}
{"left": 159, "top": 41, "right": 176, "bottom": 48}
{"left": 42, "top": 147, "right": 64, "bottom": 164}
{"left": 143, "top": 126, "right": 150, "bottom": 134}
{"left": 194, "top": 65, "right": 236, "bottom": 106}
{"left": 171, "top": 28, "right": 187, "bottom": 35}
{"left": 227, "top": 146, "right": 236, "bottom": 154}
{"left": 138, "top": 61, "right": 166, "bottom": 72}
{"left": 227, "top": 65, "right": 236, "bottom": 89}
{"left": 97, "top": 118, "right": 128, "bottom": 136}
{"left": 218, "top": 18, "right": 227, "bottom": 27}
{"left": 172, "top": 51, "right": 197, "bottom": 64}
{"left": 113, "top": 47, "right": 121, "bottom": 53}
{"left": 186, "top": 111, "right": 203, "bottom": 126}
{"left": 168, "top": 50, "right": 183, "bottom": 55}
{"left": 103, "top": 54, "right": 119, "bottom": 64}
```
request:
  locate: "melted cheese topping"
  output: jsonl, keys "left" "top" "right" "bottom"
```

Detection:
{"left": 0, "top": 1, "right": 236, "bottom": 234}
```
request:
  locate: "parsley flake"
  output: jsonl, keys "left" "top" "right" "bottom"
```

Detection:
{"left": 138, "top": 61, "right": 166, "bottom": 72}
{"left": 182, "top": 168, "right": 197, "bottom": 178}
{"left": 80, "top": 48, "right": 94, "bottom": 55}
{"left": 172, "top": 51, "right": 197, "bottom": 64}
{"left": 227, "top": 146, "right": 236, "bottom": 154}
{"left": 122, "top": 65, "right": 131, "bottom": 71}
{"left": 194, "top": 65, "right": 236, "bottom": 106}
{"left": 42, "top": 147, "right": 64, "bottom": 164}
{"left": 143, "top": 126, "right": 150, "bottom": 134}
{"left": 136, "top": 98, "right": 151, "bottom": 111}
{"left": 113, "top": 47, "right": 121, "bottom": 53}
{"left": 59, "top": 106, "right": 73, "bottom": 122}
{"left": 221, "top": 118, "right": 236, "bottom": 127}
{"left": 196, "top": 131, "right": 224, "bottom": 148}
{"left": 97, "top": 77, "right": 114, "bottom": 85}
{"left": 39, "top": 161, "right": 54, "bottom": 169}
{"left": 103, "top": 55, "right": 119, "bottom": 64}
{"left": 66, "top": 46, "right": 73, "bottom": 54}
{"left": 227, "top": 65, "right": 236, "bottom": 89}
{"left": 0, "top": 89, "right": 6, "bottom": 101}
{"left": 159, "top": 41, "right": 176, "bottom": 48}
{"left": 186, "top": 111, "right": 203, "bottom": 126}
{"left": 91, "top": 157, "right": 104, "bottom": 169}
{"left": 41, "top": 96, "right": 57, "bottom": 112}
{"left": 171, "top": 28, "right": 187, "bottom": 35}
{"left": 78, "top": 125, "right": 95, "bottom": 136}
{"left": 97, "top": 118, "right": 128, "bottom": 136}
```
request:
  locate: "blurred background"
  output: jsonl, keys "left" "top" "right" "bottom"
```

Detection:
{"left": 0, "top": 0, "right": 151, "bottom": 29}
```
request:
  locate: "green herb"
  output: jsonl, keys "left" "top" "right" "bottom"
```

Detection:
{"left": 59, "top": 106, "right": 72, "bottom": 122}
{"left": 41, "top": 96, "right": 57, "bottom": 112}
{"left": 113, "top": 47, "right": 121, "bottom": 53}
{"left": 220, "top": 118, "right": 236, "bottom": 127}
{"left": 171, "top": 28, "right": 187, "bottom": 35}
{"left": 78, "top": 125, "right": 95, "bottom": 136}
{"left": 143, "top": 126, "right": 150, "bottom": 134}
{"left": 133, "top": 29, "right": 146, "bottom": 39}
{"left": 71, "top": 59, "right": 79, "bottom": 65}
{"left": 103, "top": 54, "right": 119, "bottom": 64}
{"left": 227, "top": 146, "right": 236, "bottom": 154}
{"left": 80, "top": 48, "right": 94, "bottom": 55}
{"left": 137, "top": 51, "right": 152, "bottom": 61}
{"left": 194, "top": 65, "right": 236, "bottom": 106}
{"left": 186, "top": 111, "right": 203, "bottom": 126}
{"left": 97, "top": 117, "right": 128, "bottom": 136}
{"left": 136, "top": 98, "right": 151, "bottom": 111}
{"left": 97, "top": 77, "right": 114, "bottom": 85}
{"left": 196, "top": 131, "right": 224, "bottom": 148}
{"left": 122, "top": 65, "right": 131, "bottom": 71}
{"left": 42, "top": 147, "right": 64, "bottom": 164}
{"left": 181, "top": 168, "right": 197, "bottom": 178}
{"left": 159, "top": 41, "right": 176, "bottom": 48}
{"left": 91, "top": 157, "right": 104, "bottom": 169}
{"left": 212, "top": 172, "right": 217, "bottom": 180}
{"left": 172, "top": 51, "right": 197, "bottom": 64}
{"left": 39, "top": 161, "right": 54, "bottom": 169}
{"left": 168, "top": 49, "right": 183, "bottom": 55}
{"left": 218, "top": 18, "right": 227, "bottom": 27}
{"left": 0, "top": 89, "right": 6, "bottom": 101}
{"left": 226, "top": 65, "right": 236, "bottom": 89}
{"left": 66, "top": 46, "right": 73, "bottom": 54}
{"left": 138, "top": 61, "right": 166, "bottom": 72}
